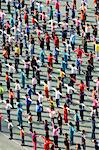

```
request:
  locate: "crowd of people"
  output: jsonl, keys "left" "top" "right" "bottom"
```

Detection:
{"left": 0, "top": 0, "right": 99, "bottom": 150}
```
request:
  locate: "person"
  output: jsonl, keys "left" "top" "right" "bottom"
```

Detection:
{"left": 36, "top": 100, "right": 42, "bottom": 122}
{"left": 20, "top": 69, "right": 25, "bottom": 89}
{"left": 27, "top": 85, "right": 33, "bottom": 99}
{"left": 44, "top": 80, "right": 49, "bottom": 99}
{"left": 31, "top": 130, "right": 37, "bottom": 150}
{"left": 64, "top": 133, "right": 70, "bottom": 150}
{"left": 69, "top": 122, "right": 75, "bottom": 145}
{"left": 17, "top": 104, "right": 23, "bottom": 127}
{"left": 94, "top": 139, "right": 99, "bottom": 150}
{"left": 25, "top": 94, "right": 32, "bottom": 114}
{"left": 9, "top": 88, "right": 14, "bottom": 108}
{"left": 85, "top": 70, "right": 90, "bottom": 91}
{"left": 57, "top": 112, "right": 62, "bottom": 135}
{"left": 91, "top": 116, "right": 96, "bottom": 140}
{"left": 44, "top": 120, "right": 49, "bottom": 138}
{"left": 8, "top": 119, "right": 13, "bottom": 140}
{"left": 86, "top": 60, "right": 93, "bottom": 81}
{"left": 74, "top": 109, "right": 80, "bottom": 131}
{"left": 0, "top": 83, "right": 4, "bottom": 101}
{"left": 15, "top": 80, "right": 21, "bottom": 101}
{"left": 76, "top": 143, "right": 81, "bottom": 150}
{"left": 81, "top": 130, "right": 86, "bottom": 150}
{"left": 41, "top": 135, "right": 53, "bottom": 150}
{"left": 24, "top": 59, "right": 30, "bottom": 79}
{"left": 52, "top": 121, "right": 59, "bottom": 148}
{"left": 20, "top": 126, "right": 25, "bottom": 146}
{"left": 63, "top": 103, "right": 69, "bottom": 124}
{"left": 6, "top": 99, "right": 12, "bottom": 120}
{"left": 79, "top": 103, "right": 85, "bottom": 121}
{"left": 54, "top": 87, "right": 62, "bottom": 108}
{"left": 28, "top": 112, "right": 33, "bottom": 132}
{"left": 5, "top": 71, "right": 10, "bottom": 91}
{"left": 32, "top": 76, "right": 37, "bottom": 94}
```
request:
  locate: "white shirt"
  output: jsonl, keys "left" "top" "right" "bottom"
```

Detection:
{"left": 6, "top": 64, "right": 15, "bottom": 73}
{"left": 38, "top": 94, "right": 43, "bottom": 103}
{"left": 69, "top": 65, "right": 77, "bottom": 74}
{"left": 8, "top": 122, "right": 13, "bottom": 129}
{"left": 32, "top": 78, "right": 37, "bottom": 85}
{"left": 6, "top": 103, "right": 12, "bottom": 110}
{"left": 48, "top": 80, "right": 52, "bottom": 91}
{"left": 65, "top": 84, "right": 76, "bottom": 94}
{"left": 55, "top": 90, "right": 62, "bottom": 99}
{"left": 15, "top": 83, "right": 21, "bottom": 91}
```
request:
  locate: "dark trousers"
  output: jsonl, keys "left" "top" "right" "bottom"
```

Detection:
{"left": 0, "top": 94, "right": 3, "bottom": 100}
{"left": 9, "top": 128, "right": 13, "bottom": 139}
{"left": 71, "top": 43, "right": 75, "bottom": 50}
{"left": 76, "top": 121, "right": 80, "bottom": 131}
{"left": 76, "top": 26, "right": 80, "bottom": 36}
{"left": 80, "top": 110, "right": 84, "bottom": 121}
{"left": 27, "top": 104, "right": 30, "bottom": 114}
{"left": 7, "top": 110, "right": 10, "bottom": 120}
{"left": 7, "top": 81, "right": 10, "bottom": 90}
{"left": 17, "top": 90, "right": 20, "bottom": 101}
{"left": 33, "top": 84, "right": 36, "bottom": 94}
{"left": 29, "top": 123, "right": 32, "bottom": 132}
{"left": 91, "top": 130, "right": 95, "bottom": 139}
{"left": 37, "top": 112, "right": 41, "bottom": 121}
{"left": 54, "top": 136, "right": 58, "bottom": 147}
{"left": 32, "top": 67, "right": 36, "bottom": 77}
{"left": 46, "top": 42, "right": 50, "bottom": 50}
{"left": 10, "top": 98, "right": 14, "bottom": 108}
{"left": 59, "top": 126, "right": 62, "bottom": 135}
{"left": 26, "top": 68, "right": 29, "bottom": 78}
{"left": 56, "top": 99, "right": 60, "bottom": 107}
{"left": 22, "top": 136, "right": 24, "bottom": 145}
{"left": 80, "top": 93, "right": 84, "bottom": 103}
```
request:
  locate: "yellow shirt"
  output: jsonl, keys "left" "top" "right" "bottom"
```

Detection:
{"left": 60, "top": 71, "right": 65, "bottom": 78}
{"left": 95, "top": 44, "right": 99, "bottom": 52}
{"left": 15, "top": 47, "right": 20, "bottom": 55}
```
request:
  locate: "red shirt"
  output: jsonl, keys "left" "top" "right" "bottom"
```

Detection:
{"left": 54, "top": 36, "right": 59, "bottom": 47}
{"left": 45, "top": 34, "right": 51, "bottom": 43}
{"left": 32, "top": 18, "right": 36, "bottom": 24}
{"left": 79, "top": 83, "right": 85, "bottom": 92}
{"left": 55, "top": 2, "right": 59, "bottom": 10}
{"left": 74, "top": 48, "right": 84, "bottom": 58}
{"left": 48, "top": 56, "right": 53, "bottom": 64}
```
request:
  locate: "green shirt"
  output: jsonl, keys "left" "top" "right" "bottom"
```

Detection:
{"left": 0, "top": 86, "right": 4, "bottom": 95}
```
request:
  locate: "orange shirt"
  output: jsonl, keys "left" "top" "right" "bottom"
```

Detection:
{"left": 9, "top": 91, "right": 14, "bottom": 99}
{"left": 92, "top": 90, "right": 96, "bottom": 98}
{"left": 44, "top": 83, "right": 48, "bottom": 91}
{"left": 79, "top": 83, "right": 85, "bottom": 92}
{"left": 20, "top": 129, "right": 24, "bottom": 137}
{"left": 80, "top": 12, "right": 85, "bottom": 21}
{"left": 5, "top": 74, "right": 9, "bottom": 81}
{"left": 94, "top": 0, "right": 97, "bottom": 4}
{"left": 3, "top": 50, "right": 8, "bottom": 58}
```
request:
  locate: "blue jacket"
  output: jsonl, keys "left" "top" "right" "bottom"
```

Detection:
{"left": 36, "top": 105, "right": 42, "bottom": 112}
{"left": 70, "top": 34, "right": 76, "bottom": 44}
{"left": 25, "top": 97, "right": 32, "bottom": 106}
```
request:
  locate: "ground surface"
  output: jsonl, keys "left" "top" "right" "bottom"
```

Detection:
{"left": 0, "top": 0, "right": 99, "bottom": 150}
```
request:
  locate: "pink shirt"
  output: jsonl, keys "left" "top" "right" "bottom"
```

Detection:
{"left": 52, "top": 122, "right": 59, "bottom": 136}
{"left": 92, "top": 99, "right": 99, "bottom": 107}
